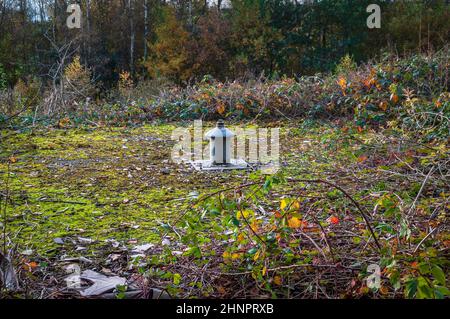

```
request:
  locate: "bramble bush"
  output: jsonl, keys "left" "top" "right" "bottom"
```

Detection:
{"left": 146, "top": 171, "right": 448, "bottom": 299}
{"left": 3, "top": 49, "right": 449, "bottom": 141}
{"left": 135, "top": 48, "right": 448, "bottom": 140}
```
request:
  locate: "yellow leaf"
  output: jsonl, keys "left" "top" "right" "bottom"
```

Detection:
{"left": 337, "top": 77, "right": 347, "bottom": 90}
{"left": 253, "top": 250, "right": 261, "bottom": 261}
{"left": 9, "top": 156, "right": 17, "bottom": 163}
{"left": 292, "top": 200, "right": 300, "bottom": 210}
{"left": 280, "top": 199, "right": 288, "bottom": 211}
{"left": 231, "top": 253, "right": 241, "bottom": 260}
{"left": 237, "top": 233, "right": 245, "bottom": 242}
{"left": 237, "top": 209, "right": 252, "bottom": 220}
{"left": 273, "top": 276, "right": 282, "bottom": 286}
{"left": 288, "top": 217, "right": 302, "bottom": 229}
{"left": 222, "top": 251, "right": 231, "bottom": 260}
{"left": 262, "top": 266, "right": 267, "bottom": 276}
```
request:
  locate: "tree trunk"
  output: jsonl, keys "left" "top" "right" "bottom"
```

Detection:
{"left": 128, "top": 0, "right": 135, "bottom": 74}
{"left": 144, "top": 0, "right": 149, "bottom": 61}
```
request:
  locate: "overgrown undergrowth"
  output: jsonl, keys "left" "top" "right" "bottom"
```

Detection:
{"left": 0, "top": 50, "right": 448, "bottom": 299}
{"left": 0, "top": 122, "right": 448, "bottom": 299}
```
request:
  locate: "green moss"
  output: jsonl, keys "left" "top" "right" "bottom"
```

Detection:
{"left": 1, "top": 122, "right": 441, "bottom": 259}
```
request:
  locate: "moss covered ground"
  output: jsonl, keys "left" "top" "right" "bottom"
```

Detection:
{"left": 0, "top": 121, "right": 448, "bottom": 298}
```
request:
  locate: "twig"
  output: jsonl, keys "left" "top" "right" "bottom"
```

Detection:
{"left": 407, "top": 166, "right": 435, "bottom": 217}
{"left": 413, "top": 226, "right": 440, "bottom": 254}
{"left": 287, "top": 178, "right": 382, "bottom": 250}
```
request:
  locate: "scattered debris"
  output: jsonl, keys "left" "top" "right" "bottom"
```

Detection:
{"left": 80, "top": 270, "right": 127, "bottom": 297}
{"left": 132, "top": 243, "right": 155, "bottom": 254}
{"left": 54, "top": 238, "right": 65, "bottom": 245}
{"left": 0, "top": 252, "right": 19, "bottom": 291}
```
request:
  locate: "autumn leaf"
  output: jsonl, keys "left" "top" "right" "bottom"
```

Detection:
{"left": 357, "top": 155, "right": 368, "bottom": 163}
{"left": 280, "top": 199, "right": 287, "bottom": 211}
{"left": 222, "top": 251, "right": 231, "bottom": 260}
{"left": 253, "top": 250, "right": 261, "bottom": 261}
{"left": 262, "top": 266, "right": 267, "bottom": 276}
{"left": 379, "top": 285, "right": 389, "bottom": 295}
{"left": 250, "top": 220, "right": 259, "bottom": 233}
{"left": 330, "top": 216, "right": 340, "bottom": 225}
{"left": 217, "top": 286, "right": 227, "bottom": 295}
{"left": 337, "top": 77, "right": 347, "bottom": 90}
{"left": 23, "top": 261, "right": 38, "bottom": 272}
{"left": 379, "top": 101, "right": 388, "bottom": 111}
{"left": 274, "top": 211, "right": 282, "bottom": 219}
{"left": 273, "top": 276, "right": 282, "bottom": 286}
{"left": 275, "top": 233, "right": 281, "bottom": 242}
{"left": 237, "top": 209, "right": 252, "bottom": 220}
{"left": 231, "top": 253, "right": 241, "bottom": 260}
{"left": 9, "top": 156, "right": 17, "bottom": 163}
{"left": 288, "top": 217, "right": 302, "bottom": 229}
{"left": 58, "top": 117, "right": 70, "bottom": 128}
{"left": 357, "top": 126, "right": 364, "bottom": 133}
{"left": 216, "top": 102, "right": 226, "bottom": 115}
{"left": 390, "top": 94, "right": 399, "bottom": 104}
{"left": 292, "top": 200, "right": 300, "bottom": 211}
{"left": 237, "top": 233, "right": 245, "bottom": 242}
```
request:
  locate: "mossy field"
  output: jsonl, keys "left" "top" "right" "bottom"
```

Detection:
{"left": 0, "top": 121, "right": 448, "bottom": 298}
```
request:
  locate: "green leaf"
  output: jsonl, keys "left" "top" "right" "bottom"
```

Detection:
{"left": 173, "top": 273, "right": 182, "bottom": 285}
{"left": 405, "top": 278, "right": 418, "bottom": 298}
{"left": 434, "top": 286, "right": 450, "bottom": 299}
{"left": 431, "top": 265, "right": 446, "bottom": 286}
{"left": 417, "top": 277, "right": 434, "bottom": 299}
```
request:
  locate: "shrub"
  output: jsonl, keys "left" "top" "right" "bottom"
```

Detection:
{"left": 63, "top": 55, "right": 95, "bottom": 112}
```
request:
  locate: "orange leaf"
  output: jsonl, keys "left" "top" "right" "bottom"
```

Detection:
{"left": 275, "top": 233, "right": 281, "bottom": 242}
{"left": 28, "top": 261, "right": 38, "bottom": 269}
{"left": 250, "top": 220, "right": 259, "bottom": 233}
{"left": 330, "top": 216, "right": 340, "bottom": 225}
{"left": 379, "top": 285, "right": 389, "bottom": 295}
{"left": 9, "top": 156, "right": 17, "bottom": 163}
{"left": 357, "top": 155, "right": 368, "bottom": 163}
{"left": 288, "top": 217, "right": 302, "bottom": 229}
{"left": 337, "top": 77, "right": 347, "bottom": 90}
{"left": 390, "top": 94, "right": 399, "bottom": 104}
{"left": 216, "top": 103, "right": 226, "bottom": 115}
{"left": 23, "top": 261, "right": 38, "bottom": 272}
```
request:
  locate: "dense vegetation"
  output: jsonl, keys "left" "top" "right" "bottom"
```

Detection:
{"left": 0, "top": 1, "right": 449, "bottom": 300}
{"left": 1, "top": 0, "right": 450, "bottom": 120}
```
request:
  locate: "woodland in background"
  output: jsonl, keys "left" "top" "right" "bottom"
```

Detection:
{"left": 0, "top": 1, "right": 449, "bottom": 300}
{"left": 0, "top": 0, "right": 449, "bottom": 122}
